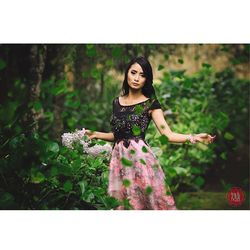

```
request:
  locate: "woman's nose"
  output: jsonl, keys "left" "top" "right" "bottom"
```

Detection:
{"left": 134, "top": 74, "right": 140, "bottom": 81}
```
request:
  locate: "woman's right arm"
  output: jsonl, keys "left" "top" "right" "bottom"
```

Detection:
{"left": 85, "top": 130, "right": 114, "bottom": 142}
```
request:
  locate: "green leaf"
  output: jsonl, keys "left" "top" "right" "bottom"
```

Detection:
{"left": 134, "top": 105, "right": 144, "bottom": 115}
{"left": 224, "top": 132, "right": 234, "bottom": 140}
{"left": 112, "top": 47, "right": 122, "bottom": 58}
{"left": 183, "top": 78, "right": 193, "bottom": 88}
{"left": 122, "top": 179, "right": 131, "bottom": 187}
{"left": 202, "top": 63, "right": 212, "bottom": 68}
{"left": 178, "top": 58, "right": 184, "bottom": 64}
{"left": 174, "top": 167, "right": 188, "bottom": 175}
{"left": 140, "top": 159, "right": 146, "bottom": 165}
{"left": 57, "top": 165, "right": 72, "bottom": 176}
{"left": 190, "top": 167, "right": 202, "bottom": 174}
{"left": 44, "top": 111, "right": 54, "bottom": 123}
{"left": 151, "top": 147, "right": 163, "bottom": 157}
{"left": 158, "top": 65, "right": 164, "bottom": 71}
{"left": 132, "top": 125, "right": 141, "bottom": 136}
{"left": 194, "top": 176, "right": 205, "bottom": 187}
{"left": 66, "top": 117, "right": 78, "bottom": 128}
{"left": 103, "top": 196, "right": 120, "bottom": 208}
{"left": 91, "top": 68, "right": 101, "bottom": 79}
{"left": 170, "top": 69, "right": 186, "bottom": 78}
{"left": 50, "top": 167, "right": 58, "bottom": 176}
{"left": 33, "top": 101, "right": 42, "bottom": 111}
{"left": 166, "top": 190, "right": 172, "bottom": 196}
{"left": 164, "top": 54, "right": 169, "bottom": 60}
{"left": 121, "top": 157, "right": 133, "bottom": 167}
{"left": 96, "top": 140, "right": 106, "bottom": 146}
{"left": 167, "top": 167, "right": 177, "bottom": 176}
{"left": 159, "top": 134, "right": 169, "bottom": 145}
{"left": 51, "top": 86, "right": 67, "bottom": 96}
{"left": 86, "top": 46, "right": 97, "bottom": 57}
{"left": 220, "top": 152, "right": 227, "bottom": 160}
{"left": 105, "top": 59, "right": 113, "bottom": 66}
{"left": 89, "top": 158, "right": 103, "bottom": 169}
{"left": 85, "top": 192, "right": 95, "bottom": 202}
{"left": 47, "top": 142, "right": 59, "bottom": 153}
{"left": 129, "top": 149, "right": 136, "bottom": 155}
{"left": 63, "top": 180, "right": 73, "bottom": 192}
{"left": 141, "top": 146, "right": 148, "bottom": 153}
{"left": 86, "top": 44, "right": 94, "bottom": 49}
{"left": 65, "top": 100, "right": 80, "bottom": 108}
{"left": 196, "top": 143, "right": 208, "bottom": 151}
{"left": 122, "top": 198, "right": 132, "bottom": 210}
{"left": 78, "top": 181, "right": 86, "bottom": 195}
{"left": 31, "top": 172, "right": 45, "bottom": 184}
{"left": 71, "top": 159, "right": 82, "bottom": 170}
{"left": 145, "top": 186, "right": 153, "bottom": 195}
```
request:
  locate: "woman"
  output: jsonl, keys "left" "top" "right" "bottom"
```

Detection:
{"left": 86, "top": 56, "right": 216, "bottom": 210}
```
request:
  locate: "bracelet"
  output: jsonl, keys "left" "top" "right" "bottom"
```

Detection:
{"left": 187, "top": 134, "right": 197, "bottom": 144}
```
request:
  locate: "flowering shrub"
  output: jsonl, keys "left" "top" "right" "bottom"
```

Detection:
{"left": 61, "top": 128, "right": 112, "bottom": 158}
{"left": 61, "top": 128, "right": 86, "bottom": 149}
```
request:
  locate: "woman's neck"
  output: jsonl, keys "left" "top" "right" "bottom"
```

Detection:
{"left": 127, "top": 89, "right": 144, "bottom": 100}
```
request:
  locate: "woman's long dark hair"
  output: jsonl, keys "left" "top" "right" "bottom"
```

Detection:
{"left": 121, "top": 56, "right": 156, "bottom": 98}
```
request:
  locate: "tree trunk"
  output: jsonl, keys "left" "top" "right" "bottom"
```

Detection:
{"left": 51, "top": 46, "right": 66, "bottom": 139}
{"left": 24, "top": 45, "right": 47, "bottom": 133}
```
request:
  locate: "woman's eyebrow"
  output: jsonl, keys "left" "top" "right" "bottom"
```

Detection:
{"left": 131, "top": 69, "right": 144, "bottom": 74}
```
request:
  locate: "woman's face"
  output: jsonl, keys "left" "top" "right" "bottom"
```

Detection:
{"left": 127, "top": 63, "right": 146, "bottom": 91}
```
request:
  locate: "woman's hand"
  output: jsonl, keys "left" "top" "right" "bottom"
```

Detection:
{"left": 194, "top": 133, "right": 216, "bottom": 144}
{"left": 85, "top": 129, "right": 97, "bottom": 140}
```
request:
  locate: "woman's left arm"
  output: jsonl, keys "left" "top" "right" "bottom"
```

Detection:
{"left": 151, "top": 109, "right": 216, "bottom": 144}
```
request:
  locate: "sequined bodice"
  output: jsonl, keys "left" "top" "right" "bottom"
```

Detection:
{"left": 110, "top": 96, "right": 161, "bottom": 148}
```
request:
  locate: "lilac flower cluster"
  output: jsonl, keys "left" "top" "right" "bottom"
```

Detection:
{"left": 62, "top": 128, "right": 86, "bottom": 149}
{"left": 61, "top": 128, "right": 112, "bottom": 158}
{"left": 85, "top": 143, "right": 112, "bottom": 158}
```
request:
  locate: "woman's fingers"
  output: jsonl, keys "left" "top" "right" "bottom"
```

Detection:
{"left": 196, "top": 133, "right": 216, "bottom": 144}
{"left": 85, "top": 129, "right": 93, "bottom": 139}
{"left": 208, "top": 135, "right": 216, "bottom": 143}
{"left": 85, "top": 129, "right": 96, "bottom": 140}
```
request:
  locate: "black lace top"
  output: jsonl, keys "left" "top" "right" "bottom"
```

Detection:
{"left": 110, "top": 96, "right": 162, "bottom": 148}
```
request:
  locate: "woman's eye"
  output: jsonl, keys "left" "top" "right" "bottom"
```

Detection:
{"left": 130, "top": 71, "right": 145, "bottom": 78}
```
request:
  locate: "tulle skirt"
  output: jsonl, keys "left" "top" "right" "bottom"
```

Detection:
{"left": 108, "top": 139, "right": 177, "bottom": 210}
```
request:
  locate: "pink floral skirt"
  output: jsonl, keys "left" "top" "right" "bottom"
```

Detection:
{"left": 108, "top": 139, "right": 177, "bottom": 210}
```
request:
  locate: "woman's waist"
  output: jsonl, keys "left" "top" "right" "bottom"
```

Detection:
{"left": 114, "top": 132, "right": 145, "bottom": 141}
{"left": 113, "top": 133, "right": 147, "bottom": 148}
